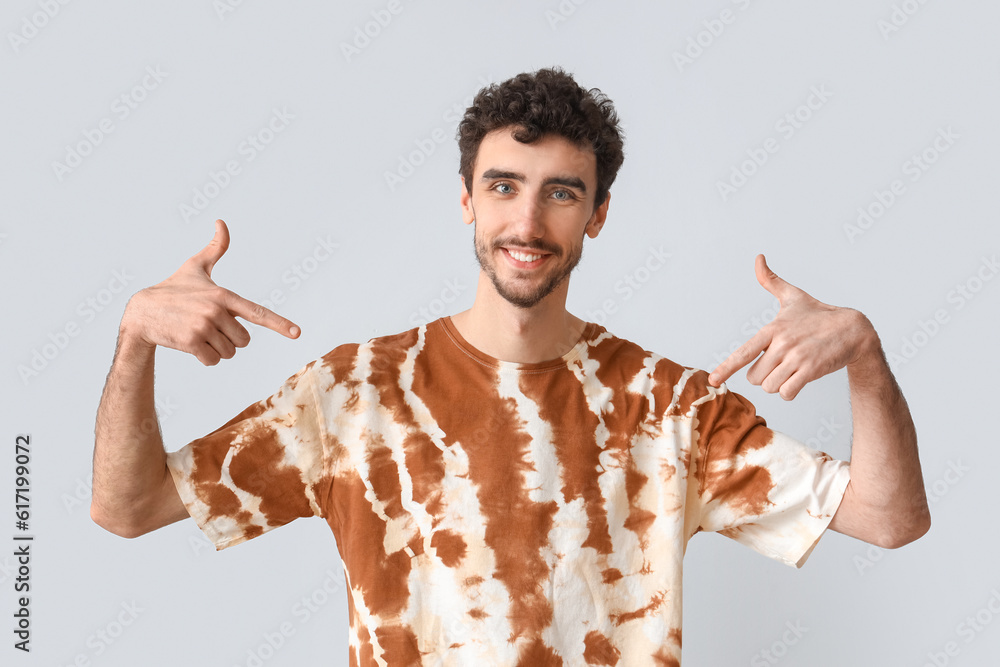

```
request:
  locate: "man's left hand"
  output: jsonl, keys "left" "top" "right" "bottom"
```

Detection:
{"left": 708, "top": 254, "right": 880, "bottom": 399}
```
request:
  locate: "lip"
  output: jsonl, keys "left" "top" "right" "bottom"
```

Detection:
{"left": 502, "top": 247, "right": 551, "bottom": 268}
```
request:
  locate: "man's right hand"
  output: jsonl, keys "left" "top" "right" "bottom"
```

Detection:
{"left": 121, "top": 219, "right": 301, "bottom": 366}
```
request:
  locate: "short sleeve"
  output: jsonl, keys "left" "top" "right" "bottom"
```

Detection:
{"left": 165, "top": 360, "right": 330, "bottom": 551}
{"left": 693, "top": 382, "right": 851, "bottom": 568}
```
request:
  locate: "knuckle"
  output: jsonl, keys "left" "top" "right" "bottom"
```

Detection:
{"left": 249, "top": 303, "right": 267, "bottom": 321}
{"left": 182, "top": 331, "right": 203, "bottom": 348}
{"left": 191, "top": 321, "right": 214, "bottom": 338}
{"left": 206, "top": 302, "right": 228, "bottom": 320}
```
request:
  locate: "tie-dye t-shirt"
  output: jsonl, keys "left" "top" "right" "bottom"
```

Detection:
{"left": 166, "top": 316, "right": 850, "bottom": 666}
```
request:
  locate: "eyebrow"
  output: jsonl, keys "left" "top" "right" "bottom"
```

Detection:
{"left": 480, "top": 168, "right": 588, "bottom": 194}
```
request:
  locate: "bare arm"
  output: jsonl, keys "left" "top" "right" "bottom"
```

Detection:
{"left": 91, "top": 323, "right": 189, "bottom": 537}
{"left": 90, "top": 219, "right": 301, "bottom": 538}
{"left": 709, "top": 254, "right": 930, "bottom": 549}
{"left": 827, "top": 337, "right": 929, "bottom": 548}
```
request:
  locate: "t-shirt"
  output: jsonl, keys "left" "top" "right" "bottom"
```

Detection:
{"left": 166, "top": 316, "right": 851, "bottom": 667}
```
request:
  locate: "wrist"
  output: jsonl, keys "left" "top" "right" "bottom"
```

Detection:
{"left": 118, "top": 295, "right": 156, "bottom": 355}
{"left": 845, "top": 313, "right": 888, "bottom": 382}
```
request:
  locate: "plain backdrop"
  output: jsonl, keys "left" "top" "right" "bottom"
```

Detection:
{"left": 2, "top": 1, "right": 998, "bottom": 665}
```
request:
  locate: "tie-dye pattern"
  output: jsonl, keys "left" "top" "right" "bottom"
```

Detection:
{"left": 166, "top": 317, "right": 850, "bottom": 666}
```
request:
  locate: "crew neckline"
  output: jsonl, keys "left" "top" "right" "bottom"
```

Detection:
{"left": 438, "top": 316, "right": 600, "bottom": 373}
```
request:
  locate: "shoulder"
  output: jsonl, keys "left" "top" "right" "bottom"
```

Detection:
{"left": 584, "top": 324, "right": 720, "bottom": 413}
{"left": 312, "top": 323, "right": 424, "bottom": 381}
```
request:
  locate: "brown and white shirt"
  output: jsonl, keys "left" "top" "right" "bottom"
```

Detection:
{"left": 166, "top": 316, "right": 851, "bottom": 667}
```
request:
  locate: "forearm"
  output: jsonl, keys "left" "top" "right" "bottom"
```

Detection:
{"left": 839, "top": 329, "right": 930, "bottom": 547}
{"left": 91, "top": 317, "right": 174, "bottom": 536}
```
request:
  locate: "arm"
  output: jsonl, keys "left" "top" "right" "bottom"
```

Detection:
{"left": 92, "top": 325, "right": 188, "bottom": 538}
{"left": 708, "top": 255, "right": 930, "bottom": 549}
{"left": 828, "top": 336, "right": 928, "bottom": 548}
{"left": 90, "top": 219, "right": 301, "bottom": 538}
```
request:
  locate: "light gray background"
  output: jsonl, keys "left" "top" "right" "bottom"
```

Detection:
{"left": 2, "top": 1, "right": 998, "bottom": 665}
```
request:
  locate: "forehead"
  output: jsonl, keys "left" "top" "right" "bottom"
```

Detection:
{"left": 474, "top": 128, "right": 597, "bottom": 184}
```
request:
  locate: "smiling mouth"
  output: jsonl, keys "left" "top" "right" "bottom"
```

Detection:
{"left": 501, "top": 247, "right": 554, "bottom": 268}
{"left": 507, "top": 249, "right": 545, "bottom": 262}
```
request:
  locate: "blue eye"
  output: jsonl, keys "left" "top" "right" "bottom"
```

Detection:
{"left": 494, "top": 183, "right": 513, "bottom": 194}
{"left": 553, "top": 190, "right": 574, "bottom": 201}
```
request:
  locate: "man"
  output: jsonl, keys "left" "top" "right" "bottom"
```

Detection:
{"left": 91, "top": 68, "right": 930, "bottom": 666}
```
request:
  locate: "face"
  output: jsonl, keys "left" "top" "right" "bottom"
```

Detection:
{"left": 460, "top": 127, "right": 610, "bottom": 309}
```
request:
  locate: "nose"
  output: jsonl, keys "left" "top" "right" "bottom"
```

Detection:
{"left": 512, "top": 193, "right": 545, "bottom": 240}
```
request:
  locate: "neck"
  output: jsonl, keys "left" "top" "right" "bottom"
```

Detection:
{"left": 450, "top": 271, "right": 586, "bottom": 364}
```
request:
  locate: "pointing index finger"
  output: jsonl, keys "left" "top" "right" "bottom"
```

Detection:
{"left": 225, "top": 291, "right": 301, "bottom": 338}
{"left": 708, "top": 328, "right": 771, "bottom": 387}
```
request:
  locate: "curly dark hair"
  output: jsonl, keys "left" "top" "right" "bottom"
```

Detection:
{"left": 457, "top": 67, "right": 625, "bottom": 209}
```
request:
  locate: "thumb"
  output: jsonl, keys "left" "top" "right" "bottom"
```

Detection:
{"left": 190, "top": 219, "right": 231, "bottom": 277}
{"left": 755, "top": 253, "right": 794, "bottom": 302}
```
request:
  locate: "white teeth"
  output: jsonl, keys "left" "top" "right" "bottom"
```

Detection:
{"left": 509, "top": 250, "right": 543, "bottom": 262}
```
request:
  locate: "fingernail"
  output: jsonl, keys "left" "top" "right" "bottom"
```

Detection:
{"left": 290, "top": 325, "right": 300, "bottom": 337}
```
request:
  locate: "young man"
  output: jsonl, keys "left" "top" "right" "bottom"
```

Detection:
{"left": 92, "top": 68, "right": 929, "bottom": 666}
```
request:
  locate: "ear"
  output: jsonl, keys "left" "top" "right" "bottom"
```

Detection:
{"left": 585, "top": 192, "right": 611, "bottom": 239}
{"left": 460, "top": 176, "right": 475, "bottom": 225}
